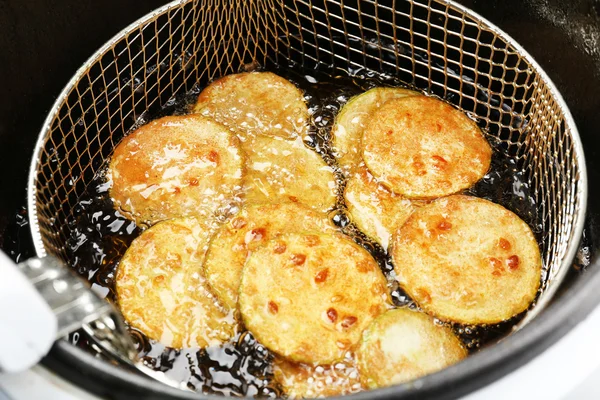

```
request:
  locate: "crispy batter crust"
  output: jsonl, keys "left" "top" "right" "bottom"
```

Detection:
{"left": 362, "top": 96, "right": 492, "bottom": 198}
{"left": 345, "top": 166, "right": 415, "bottom": 249}
{"left": 356, "top": 308, "right": 467, "bottom": 388}
{"left": 194, "top": 71, "right": 308, "bottom": 140}
{"left": 108, "top": 114, "right": 244, "bottom": 226}
{"left": 115, "top": 218, "right": 237, "bottom": 348}
{"left": 239, "top": 232, "right": 391, "bottom": 364}
{"left": 242, "top": 135, "right": 337, "bottom": 213}
{"left": 203, "top": 202, "right": 336, "bottom": 310}
{"left": 391, "top": 195, "right": 542, "bottom": 324}
{"left": 273, "top": 356, "right": 363, "bottom": 398}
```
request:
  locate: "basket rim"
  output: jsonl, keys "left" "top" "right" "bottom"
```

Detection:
{"left": 28, "top": 0, "right": 589, "bottom": 398}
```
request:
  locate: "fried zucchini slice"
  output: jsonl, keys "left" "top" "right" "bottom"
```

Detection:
{"left": 356, "top": 308, "right": 467, "bottom": 388}
{"left": 239, "top": 232, "right": 391, "bottom": 364}
{"left": 273, "top": 355, "right": 363, "bottom": 399}
{"left": 203, "top": 202, "right": 336, "bottom": 310}
{"left": 242, "top": 135, "right": 337, "bottom": 213}
{"left": 108, "top": 114, "right": 244, "bottom": 226}
{"left": 345, "top": 166, "right": 415, "bottom": 249}
{"left": 193, "top": 71, "right": 308, "bottom": 140}
{"left": 362, "top": 96, "right": 492, "bottom": 199}
{"left": 115, "top": 218, "right": 237, "bottom": 348}
{"left": 391, "top": 195, "right": 542, "bottom": 325}
{"left": 332, "top": 87, "right": 420, "bottom": 173}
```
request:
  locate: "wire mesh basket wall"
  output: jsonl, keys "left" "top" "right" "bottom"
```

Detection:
{"left": 28, "top": 0, "right": 586, "bottom": 315}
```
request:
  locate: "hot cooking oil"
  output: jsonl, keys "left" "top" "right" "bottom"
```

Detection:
{"left": 58, "top": 64, "right": 542, "bottom": 397}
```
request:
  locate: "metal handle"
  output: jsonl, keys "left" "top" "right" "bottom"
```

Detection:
{"left": 19, "top": 256, "right": 138, "bottom": 364}
{"left": 19, "top": 257, "right": 111, "bottom": 337}
{"left": 0, "top": 252, "right": 57, "bottom": 373}
{"left": 0, "top": 252, "right": 137, "bottom": 372}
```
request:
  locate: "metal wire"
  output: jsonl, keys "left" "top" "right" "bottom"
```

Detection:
{"left": 28, "top": 0, "right": 587, "bottom": 322}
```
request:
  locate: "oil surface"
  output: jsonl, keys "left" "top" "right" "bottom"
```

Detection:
{"left": 44, "top": 65, "right": 542, "bottom": 397}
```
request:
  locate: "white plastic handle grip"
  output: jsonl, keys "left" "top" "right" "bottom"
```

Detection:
{"left": 0, "top": 251, "right": 57, "bottom": 373}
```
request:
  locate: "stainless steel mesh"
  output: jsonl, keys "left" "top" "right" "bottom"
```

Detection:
{"left": 28, "top": 0, "right": 587, "bottom": 322}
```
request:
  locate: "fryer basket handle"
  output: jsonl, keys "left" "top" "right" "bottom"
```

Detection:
{"left": 0, "top": 251, "right": 56, "bottom": 373}
{"left": 0, "top": 252, "right": 137, "bottom": 372}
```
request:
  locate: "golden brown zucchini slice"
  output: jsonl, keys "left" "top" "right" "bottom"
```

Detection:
{"left": 273, "top": 356, "right": 363, "bottom": 398}
{"left": 239, "top": 232, "right": 391, "bottom": 364}
{"left": 391, "top": 195, "right": 542, "bottom": 325}
{"left": 203, "top": 202, "right": 336, "bottom": 310}
{"left": 332, "top": 87, "right": 420, "bottom": 173}
{"left": 193, "top": 71, "right": 308, "bottom": 140}
{"left": 344, "top": 166, "right": 415, "bottom": 249}
{"left": 108, "top": 114, "right": 244, "bottom": 226}
{"left": 242, "top": 135, "right": 337, "bottom": 213}
{"left": 362, "top": 96, "right": 492, "bottom": 199}
{"left": 356, "top": 308, "right": 467, "bottom": 388}
{"left": 115, "top": 218, "right": 237, "bottom": 348}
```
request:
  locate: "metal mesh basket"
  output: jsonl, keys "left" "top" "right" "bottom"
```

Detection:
{"left": 28, "top": 0, "right": 587, "bottom": 323}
